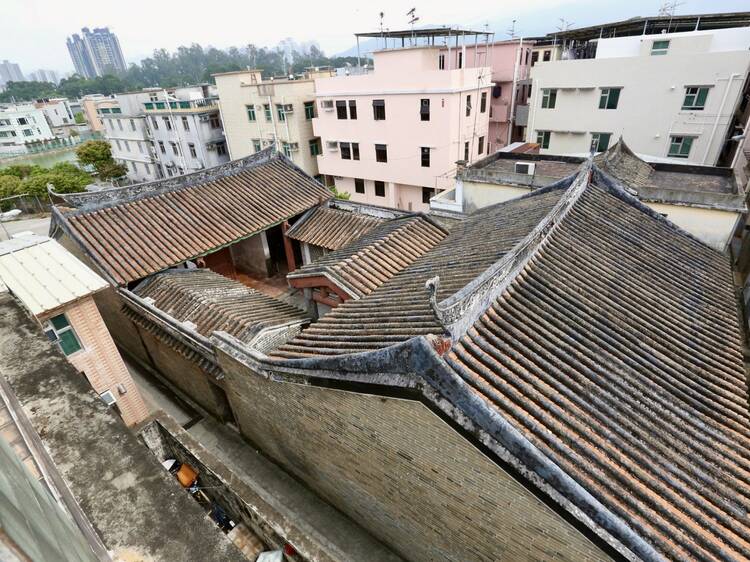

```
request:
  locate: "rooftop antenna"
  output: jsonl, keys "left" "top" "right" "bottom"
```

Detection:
{"left": 658, "top": 0, "right": 684, "bottom": 32}
{"left": 507, "top": 19, "right": 517, "bottom": 39}
{"left": 379, "top": 11, "right": 385, "bottom": 49}
{"left": 407, "top": 8, "right": 419, "bottom": 45}
{"left": 557, "top": 18, "right": 574, "bottom": 32}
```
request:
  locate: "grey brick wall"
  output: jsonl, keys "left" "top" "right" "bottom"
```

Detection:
{"left": 219, "top": 354, "right": 611, "bottom": 562}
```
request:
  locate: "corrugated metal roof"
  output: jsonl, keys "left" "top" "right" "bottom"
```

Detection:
{"left": 286, "top": 206, "right": 385, "bottom": 251}
{"left": 53, "top": 150, "right": 332, "bottom": 286}
{"left": 0, "top": 235, "right": 108, "bottom": 316}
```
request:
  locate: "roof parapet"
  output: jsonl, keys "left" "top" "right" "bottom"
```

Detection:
{"left": 427, "top": 162, "right": 592, "bottom": 341}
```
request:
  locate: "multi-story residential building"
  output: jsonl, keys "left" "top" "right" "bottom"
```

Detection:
{"left": 0, "top": 59, "right": 24, "bottom": 86}
{"left": 527, "top": 24, "right": 750, "bottom": 165}
{"left": 442, "top": 39, "right": 534, "bottom": 151}
{"left": 80, "top": 93, "right": 116, "bottom": 132}
{"left": 99, "top": 92, "right": 156, "bottom": 182}
{"left": 215, "top": 67, "right": 334, "bottom": 179}
{"left": 144, "top": 85, "right": 229, "bottom": 177}
{"left": 101, "top": 85, "right": 229, "bottom": 182}
{"left": 28, "top": 69, "right": 59, "bottom": 84}
{"left": 313, "top": 30, "right": 492, "bottom": 212}
{"left": 0, "top": 103, "right": 54, "bottom": 155}
{"left": 66, "top": 27, "right": 126, "bottom": 78}
{"left": 34, "top": 97, "right": 76, "bottom": 136}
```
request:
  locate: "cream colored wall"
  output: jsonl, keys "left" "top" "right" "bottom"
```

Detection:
{"left": 215, "top": 72, "right": 321, "bottom": 177}
{"left": 42, "top": 296, "right": 149, "bottom": 427}
{"left": 462, "top": 180, "right": 738, "bottom": 250}
{"left": 527, "top": 49, "right": 750, "bottom": 165}
{"left": 646, "top": 202, "right": 740, "bottom": 250}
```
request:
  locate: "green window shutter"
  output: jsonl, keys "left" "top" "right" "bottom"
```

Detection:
{"left": 696, "top": 88, "right": 708, "bottom": 108}
{"left": 599, "top": 91, "right": 607, "bottom": 109}
{"left": 608, "top": 88, "right": 620, "bottom": 109}
{"left": 50, "top": 314, "right": 69, "bottom": 331}
{"left": 680, "top": 137, "right": 693, "bottom": 156}
{"left": 58, "top": 330, "right": 82, "bottom": 355}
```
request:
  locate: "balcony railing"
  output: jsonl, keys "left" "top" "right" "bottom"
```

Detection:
{"left": 143, "top": 98, "right": 219, "bottom": 112}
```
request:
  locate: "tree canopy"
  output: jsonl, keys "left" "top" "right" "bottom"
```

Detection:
{"left": 75, "top": 140, "right": 127, "bottom": 180}
{"left": 0, "top": 41, "right": 366, "bottom": 103}
{"left": 0, "top": 161, "right": 92, "bottom": 200}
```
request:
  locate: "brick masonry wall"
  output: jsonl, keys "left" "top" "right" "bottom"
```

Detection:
{"left": 136, "top": 326, "right": 233, "bottom": 421}
{"left": 53, "top": 297, "right": 149, "bottom": 427}
{"left": 219, "top": 356, "right": 611, "bottom": 562}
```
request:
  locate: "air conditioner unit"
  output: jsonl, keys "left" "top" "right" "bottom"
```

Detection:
{"left": 283, "top": 104, "right": 293, "bottom": 112}
{"left": 514, "top": 162, "right": 535, "bottom": 175}
{"left": 262, "top": 139, "right": 273, "bottom": 147}
{"left": 199, "top": 115, "right": 210, "bottom": 122}
{"left": 321, "top": 100, "right": 334, "bottom": 110}
{"left": 289, "top": 142, "right": 299, "bottom": 151}
{"left": 99, "top": 390, "right": 117, "bottom": 406}
{"left": 206, "top": 144, "right": 216, "bottom": 151}
{"left": 326, "top": 141, "right": 338, "bottom": 151}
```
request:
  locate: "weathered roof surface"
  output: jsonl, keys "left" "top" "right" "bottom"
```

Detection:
{"left": 0, "top": 291, "right": 242, "bottom": 561}
{"left": 131, "top": 269, "right": 310, "bottom": 343}
{"left": 286, "top": 214, "right": 448, "bottom": 300}
{"left": 277, "top": 190, "right": 562, "bottom": 356}
{"left": 286, "top": 205, "right": 385, "bottom": 251}
{"left": 443, "top": 173, "right": 750, "bottom": 561}
{"left": 0, "top": 235, "right": 107, "bottom": 316}
{"left": 52, "top": 149, "right": 331, "bottom": 285}
{"left": 465, "top": 138, "right": 744, "bottom": 211}
{"left": 256, "top": 164, "right": 750, "bottom": 560}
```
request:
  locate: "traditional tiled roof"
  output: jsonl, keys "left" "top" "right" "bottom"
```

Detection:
{"left": 278, "top": 191, "right": 561, "bottom": 355}
{"left": 286, "top": 206, "right": 385, "bottom": 251}
{"left": 129, "top": 269, "right": 310, "bottom": 344}
{"left": 51, "top": 149, "right": 331, "bottom": 285}
{"left": 240, "top": 163, "right": 750, "bottom": 560}
{"left": 286, "top": 214, "right": 448, "bottom": 299}
{"left": 593, "top": 137, "right": 654, "bottom": 187}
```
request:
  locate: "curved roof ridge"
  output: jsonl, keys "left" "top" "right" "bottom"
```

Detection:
{"left": 428, "top": 163, "right": 592, "bottom": 341}
{"left": 51, "top": 147, "right": 286, "bottom": 214}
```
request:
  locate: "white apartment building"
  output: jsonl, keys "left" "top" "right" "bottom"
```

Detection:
{"left": 215, "top": 68, "right": 334, "bottom": 179}
{"left": 313, "top": 45, "right": 492, "bottom": 212}
{"left": 101, "top": 85, "right": 229, "bottom": 183}
{"left": 0, "top": 104, "right": 54, "bottom": 155}
{"left": 99, "top": 93, "right": 157, "bottom": 182}
{"left": 527, "top": 26, "right": 750, "bottom": 165}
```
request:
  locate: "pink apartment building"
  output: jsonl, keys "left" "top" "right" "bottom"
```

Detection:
{"left": 313, "top": 38, "right": 492, "bottom": 211}
{"left": 0, "top": 235, "right": 148, "bottom": 427}
{"left": 439, "top": 39, "right": 534, "bottom": 151}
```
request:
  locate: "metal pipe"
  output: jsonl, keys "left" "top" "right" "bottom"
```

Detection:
{"left": 702, "top": 73, "right": 740, "bottom": 165}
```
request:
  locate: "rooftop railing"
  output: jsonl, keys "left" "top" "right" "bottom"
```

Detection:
{"left": 143, "top": 98, "right": 219, "bottom": 112}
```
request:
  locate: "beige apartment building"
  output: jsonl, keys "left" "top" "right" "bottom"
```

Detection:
{"left": 215, "top": 68, "right": 334, "bottom": 179}
{"left": 0, "top": 234, "right": 148, "bottom": 427}
{"left": 80, "top": 93, "right": 117, "bottom": 132}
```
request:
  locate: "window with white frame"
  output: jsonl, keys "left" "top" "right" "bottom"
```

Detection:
{"left": 668, "top": 135, "right": 694, "bottom": 158}
{"left": 541, "top": 88, "right": 557, "bottom": 109}
{"left": 682, "top": 86, "right": 710, "bottom": 110}
{"left": 651, "top": 40, "right": 669, "bottom": 56}
{"left": 591, "top": 132, "right": 611, "bottom": 152}
{"left": 43, "top": 314, "right": 82, "bottom": 356}
{"left": 536, "top": 130, "right": 551, "bottom": 149}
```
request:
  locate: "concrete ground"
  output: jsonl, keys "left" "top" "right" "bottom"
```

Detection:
{"left": 0, "top": 215, "right": 51, "bottom": 239}
{"left": 126, "top": 358, "right": 402, "bottom": 562}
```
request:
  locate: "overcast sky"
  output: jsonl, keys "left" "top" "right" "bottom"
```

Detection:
{"left": 3, "top": 0, "right": 747, "bottom": 74}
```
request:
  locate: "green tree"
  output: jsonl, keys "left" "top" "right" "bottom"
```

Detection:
{"left": 75, "top": 140, "right": 126, "bottom": 179}
{"left": 0, "top": 81, "right": 57, "bottom": 102}
{"left": 74, "top": 112, "right": 86, "bottom": 124}
{"left": 0, "top": 175, "right": 22, "bottom": 198}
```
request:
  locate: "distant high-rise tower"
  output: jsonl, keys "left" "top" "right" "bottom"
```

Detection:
{"left": 66, "top": 27, "right": 126, "bottom": 79}
{"left": 0, "top": 60, "right": 25, "bottom": 86}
